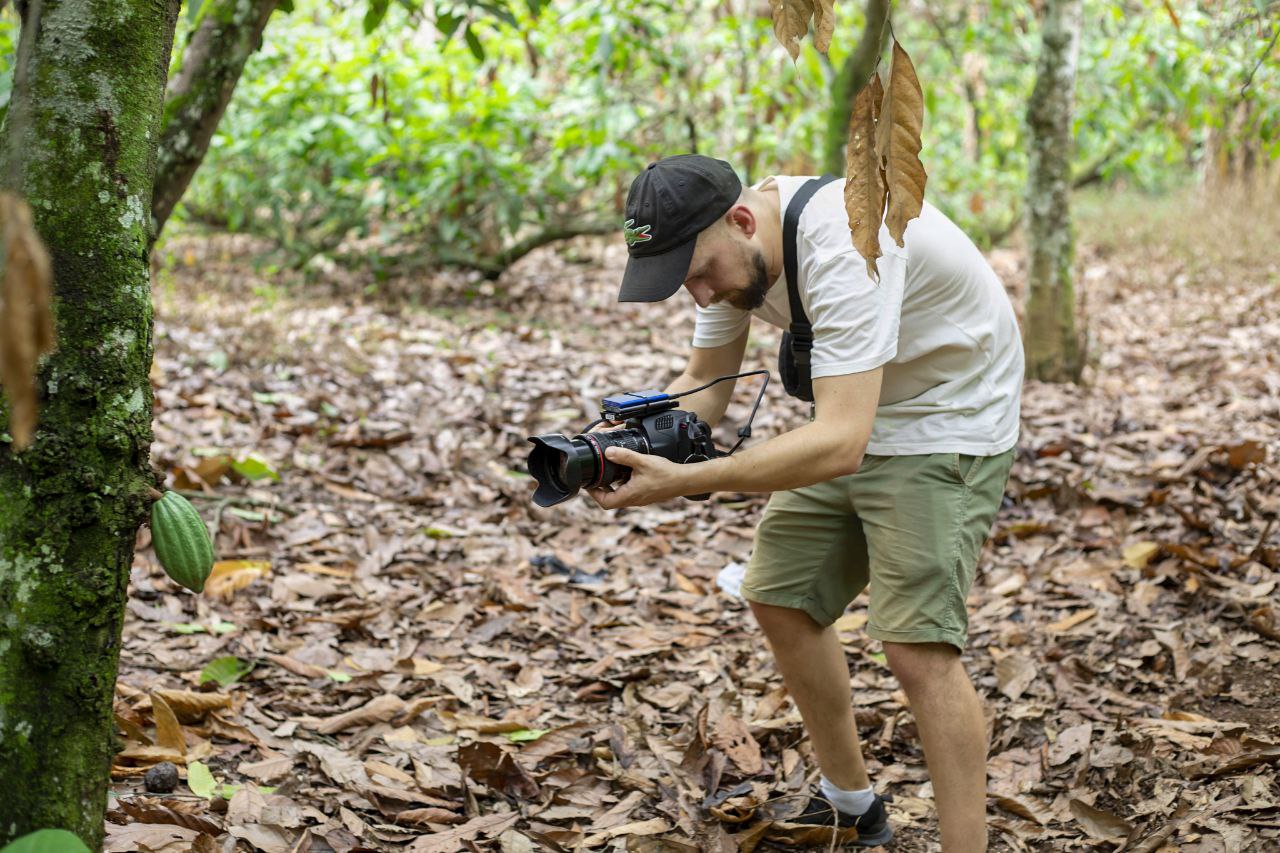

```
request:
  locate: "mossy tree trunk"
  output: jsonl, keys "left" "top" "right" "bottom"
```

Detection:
{"left": 0, "top": 0, "right": 180, "bottom": 846}
{"left": 1024, "top": 0, "right": 1085, "bottom": 382}
{"left": 823, "top": 0, "right": 890, "bottom": 177}
{"left": 151, "top": 0, "right": 279, "bottom": 241}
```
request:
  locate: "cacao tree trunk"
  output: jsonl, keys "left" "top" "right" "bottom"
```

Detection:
{"left": 823, "top": 0, "right": 890, "bottom": 177}
{"left": 151, "top": 0, "right": 279, "bottom": 241}
{"left": 0, "top": 0, "right": 180, "bottom": 845}
{"left": 1023, "top": 0, "right": 1084, "bottom": 383}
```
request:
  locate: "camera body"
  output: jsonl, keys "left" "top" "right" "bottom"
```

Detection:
{"left": 527, "top": 390, "right": 721, "bottom": 508}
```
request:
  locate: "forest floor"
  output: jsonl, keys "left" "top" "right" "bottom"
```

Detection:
{"left": 107, "top": 186, "right": 1280, "bottom": 853}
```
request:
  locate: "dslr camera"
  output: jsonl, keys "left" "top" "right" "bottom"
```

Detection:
{"left": 525, "top": 371, "right": 770, "bottom": 508}
{"left": 527, "top": 390, "right": 720, "bottom": 508}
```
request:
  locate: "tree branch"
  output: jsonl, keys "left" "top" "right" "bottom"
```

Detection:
{"left": 823, "top": 0, "right": 891, "bottom": 177}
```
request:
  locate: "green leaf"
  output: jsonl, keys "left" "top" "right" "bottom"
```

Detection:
{"left": 225, "top": 507, "right": 284, "bottom": 523}
{"left": 435, "top": 11, "right": 463, "bottom": 41}
{"left": 326, "top": 670, "right": 352, "bottom": 683}
{"left": 364, "top": 0, "right": 391, "bottom": 34}
{"left": 168, "top": 622, "right": 207, "bottom": 635}
{"left": 276, "top": 0, "right": 294, "bottom": 12}
{"left": 230, "top": 453, "right": 280, "bottom": 481}
{"left": 210, "top": 619, "right": 237, "bottom": 635}
{"left": 0, "top": 829, "right": 91, "bottom": 853}
{"left": 505, "top": 728, "right": 549, "bottom": 742}
{"left": 200, "top": 655, "right": 255, "bottom": 688}
{"left": 187, "top": 761, "right": 219, "bottom": 798}
{"left": 464, "top": 24, "right": 485, "bottom": 61}
{"left": 474, "top": 1, "right": 518, "bottom": 28}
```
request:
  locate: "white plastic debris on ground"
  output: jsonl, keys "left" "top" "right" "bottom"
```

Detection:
{"left": 716, "top": 561, "right": 746, "bottom": 598}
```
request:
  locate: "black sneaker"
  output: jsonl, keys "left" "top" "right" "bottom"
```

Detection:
{"left": 791, "top": 789, "right": 894, "bottom": 847}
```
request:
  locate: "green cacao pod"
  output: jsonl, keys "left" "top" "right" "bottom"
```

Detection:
{"left": 150, "top": 491, "right": 215, "bottom": 593}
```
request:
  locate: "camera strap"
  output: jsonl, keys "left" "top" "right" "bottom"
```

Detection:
{"left": 782, "top": 174, "right": 839, "bottom": 407}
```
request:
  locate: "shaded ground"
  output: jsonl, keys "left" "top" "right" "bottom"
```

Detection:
{"left": 107, "top": 187, "right": 1280, "bottom": 851}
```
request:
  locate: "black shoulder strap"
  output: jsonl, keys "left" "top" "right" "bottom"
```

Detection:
{"left": 784, "top": 174, "right": 839, "bottom": 348}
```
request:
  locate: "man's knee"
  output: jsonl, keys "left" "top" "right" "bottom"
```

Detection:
{"left": 749, "top": 599, "right": 824, "bottom": 636}
{"left": 882, "top": 641, "right": 961, "bottom": 691}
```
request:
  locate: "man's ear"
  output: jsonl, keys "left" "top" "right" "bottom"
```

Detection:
{"left": 725, "top": 203, "right": 757, "bottom": 239}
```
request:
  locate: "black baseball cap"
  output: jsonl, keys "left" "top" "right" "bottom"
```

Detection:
{"left": 618, "top": 154, "right": 742, "bottom": 302}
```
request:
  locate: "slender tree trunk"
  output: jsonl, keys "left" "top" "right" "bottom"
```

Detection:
{"left": 823, "top": 0, "right": 890, "bottom": 177}
{"left": 1024, "top": 0, "right": 1084, "bottom": 383}
{"left": 0, "top": 0, "right": 180, "bottom": 846}
{"left": 151, "top": 0, "right": 279, "bottom": 241}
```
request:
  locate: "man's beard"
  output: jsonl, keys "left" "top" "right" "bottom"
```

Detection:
{"left": 723, "top": 246, "right": 771, "bottom": 311}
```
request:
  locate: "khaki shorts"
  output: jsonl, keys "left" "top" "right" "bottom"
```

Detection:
{"left": 741, "top": 450, "right": 1015, "bottom": 652}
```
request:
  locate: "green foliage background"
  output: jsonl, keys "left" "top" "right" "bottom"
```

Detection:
{"left": 2, "top": 0, "right": 1276, "bottom": 263}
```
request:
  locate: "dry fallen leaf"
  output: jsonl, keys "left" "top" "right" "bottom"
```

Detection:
{"left": 995, "top": 652, "right": 1038, "bottom": 700}
{"left": 314, "top": 693, "right": 406, "bottom": 734}
{"left": 205, "top": 559, "right": 272, "bottom": 598}
{"left": 150, "top": 688, "right": 232, "bottom": 723}
{"left": 710, "top": 713, "right": 764, "bottom": 776}
{"left": 1068, "top": 797, "right": 1132, "bottom": 840}
{"left": 150, "top": 692, "right": 186, "bottom": 756}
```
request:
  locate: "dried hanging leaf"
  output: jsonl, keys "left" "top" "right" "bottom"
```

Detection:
{"left": 811, "top": 0, "right": 835, "bottom": 54}
{"left": 770, "top": 0, "right": 815, "bottom": 61}
{"left": 151, "top": 692, "right": 186, "bottom": 756}
{"left": 767, "top": 0, "right": 835, "bottom": 56}
{"left": 844, "top": 73, "right": 887, "bottom": 280}
{"left": 0, "top": 192, "right": 55, "bottom": 450}
{"left": 875, "top": 40, "right": 927, "bottom": 247}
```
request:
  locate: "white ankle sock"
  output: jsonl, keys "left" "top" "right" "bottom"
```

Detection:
{"left": 819, "top": 775, "right": 876, "bottom": 815}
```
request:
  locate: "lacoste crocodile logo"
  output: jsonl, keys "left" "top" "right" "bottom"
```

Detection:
{"left": 623, "top": 219, "right": 653, "bottom": 247}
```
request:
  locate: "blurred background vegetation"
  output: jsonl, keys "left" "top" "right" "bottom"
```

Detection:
{"left": 1, "top": 0, "right": 1276, "bottom": 274}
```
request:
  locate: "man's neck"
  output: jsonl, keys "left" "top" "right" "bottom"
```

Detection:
{"left": 755, "top": 178, "right": 783, "bottom": 283}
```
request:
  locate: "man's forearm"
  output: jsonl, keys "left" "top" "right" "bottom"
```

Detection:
{"left": 682, "top": 420, "right": 863, "bottom": 494}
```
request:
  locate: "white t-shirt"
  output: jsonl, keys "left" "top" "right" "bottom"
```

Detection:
{"left": 692, "top": 175, "right": 1023, "bottom": 456}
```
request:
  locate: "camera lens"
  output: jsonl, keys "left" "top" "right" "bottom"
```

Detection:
{"left": 527, "top": 428, "right": 649, "bottom": 507}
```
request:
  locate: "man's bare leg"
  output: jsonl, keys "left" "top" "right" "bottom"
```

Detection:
{"left": 883, "top": 641, "right": 988, "bottom": 852}
{"left": 748, "top": 600, "right": 869, "bottom": 790}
